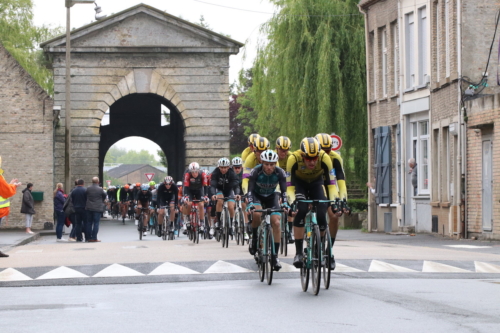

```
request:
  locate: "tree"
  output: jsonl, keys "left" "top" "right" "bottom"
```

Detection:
{"left": 104, "top": 146, "right": 128, "bottom": 164}
{"left": 0, "top": 0, "right": 63, "bottom": 95}
{"left": 250, "top": 0, "right": 367, "bottom": 182}
{"left": 157, "top": 149, "right": 168, "bottom": 168}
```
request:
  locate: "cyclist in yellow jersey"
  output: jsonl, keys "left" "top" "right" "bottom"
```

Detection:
{"left": 275, "top": 136, "right": 294, "bottom": 243}
{"left": 286, "top": 137, "right": 337, "bottom": 269}
{"left": 242, "top": 136, "right": 270, "bottom": 193}
{"left": 241, "top": 133, "right": 260, "bottom": 165}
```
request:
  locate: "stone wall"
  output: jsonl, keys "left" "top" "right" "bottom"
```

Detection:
{"left": 0, "top": 45, "right": 54, "bottom": 229}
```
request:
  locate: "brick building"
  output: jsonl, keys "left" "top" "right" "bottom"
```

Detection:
{"left": 359, "top": 0, "right": 500, "bottom": 239}
{"left": 0, "top": 44, "right": 55, "bottom": 229}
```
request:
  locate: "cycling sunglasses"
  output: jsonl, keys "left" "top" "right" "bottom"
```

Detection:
{"left": 303, "top": 155, "right": 319, "bottom": 161}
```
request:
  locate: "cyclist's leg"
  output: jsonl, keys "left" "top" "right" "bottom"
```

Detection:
{"left": 198, "top": 201, "right": 204, "bottom": 222}
{"left": 249, "top": 196, "right": 263, "bottom": 253}
{"left": 292, "top": 181, "right": 309, "bottom": 266}
{"left": 327, "top": 206, "right": 339, "bottom": 244}
{"left": 268, "top": 193, "right": 282, "bottom": 256}
{"left": 215, "top": 193, "right": 223, "bottom": 227}
{"left": 135, "top": 204, "right": 141, "bottom": 220}
{"left": 143, "top": 209, "right": 150, "bottom": 228}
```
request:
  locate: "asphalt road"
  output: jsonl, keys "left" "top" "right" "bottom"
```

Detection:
{"left": 1, "top": 278, "right": 499, "bottom": 333}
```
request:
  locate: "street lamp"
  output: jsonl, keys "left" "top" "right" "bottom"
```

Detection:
{"left": 64, "top": 1, "right": 106, "bottom": 189}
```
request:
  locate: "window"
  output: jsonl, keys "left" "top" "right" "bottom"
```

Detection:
{"left": 418, "top": 6, "right": 428, "bottom": 85}
{"left": 382, "top": 29, "right": 388, "bottom": 97}
{"left": 374, "top": 126, "right": 392, "bottom": 204}
{"left": 442, "top": 127, "right": 449, "bottom": 201}
{"left": 392, "top": 22, "right": 399, "bottom": 94}
{"left": 101, "top": 108, "right": 110, "bottom": 126}
{"left": 445, "top": 0, "right": 450, "bottom": 78}
{"left": 405, "top": 12, "right": 415, "bottom": 89}
{"left": 432, "top": 128, "right": 439, "bottom": 199}
{"left": 161, "top": 104, "right": 170, "bottom": 126}
{"left": 435, "top": 1, "right": 441, "bottom": 82}
{"left": 411, "top": 120, "right": 430, "bottom": 195}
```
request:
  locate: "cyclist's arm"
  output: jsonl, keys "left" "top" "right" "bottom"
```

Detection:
{"left": 320, "top": 153, "right": 339, "bottom": 200}
{"left": 173, "top": 185, "right": 179, "bottom": 206}
{"left": 277, "top": 167, "right": 288, "bottom": 204}
{"left": 242, "top": 154, "right": 255, "bottom": 194}
{"left": 286, "top": 154, "right": 298, "bottom": 202}
{"left": 246, "top": 168, "right": 258, "bottom": 204}
{"left": 333, "top": 158, "right": 348, "bottom": 200}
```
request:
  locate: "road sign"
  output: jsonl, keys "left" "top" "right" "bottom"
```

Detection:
{"left": 145, "top": 173, "right": 155, "bottom": 181}
{"left": 331, "top": 134, "right": 342, "bottom": 151}
{"left": 106, "top": 180, "right": 111, "bottom": 186}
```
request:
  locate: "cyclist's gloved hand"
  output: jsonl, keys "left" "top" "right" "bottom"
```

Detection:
{"left": 246, "top": 202, "right": 255, "bottom": 212}
{"left": 295, "top": 193, "right": 306, "bottom": 202}
{"left": 281, "top": 202, "right": 290, "bottom": 210}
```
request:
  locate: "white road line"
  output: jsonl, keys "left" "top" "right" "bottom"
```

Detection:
{"left": 422, "top": 261, "right": 472, "bottom": 273}
{"left": 93, "top": 264, "right": 144, "bottom": 277}
{"left": 204, "top": 260, "right": 254, "bottom": 274}
{"left": 0, "top": 268, "right": 32, "bottom": 281}
{"left": 37, "top": 266, "right": 88, "bottom": 280}
{"left": 369, "top": 260, "right": 418, "bottom": 273}
{"left": 149, "top": 262, "right": 200, "bottom": 275}
{"left": 278, "top": 262, "right": 299, "bottom": 272}
{"left": 474, "top": 261, "right": 500, "bottom": 273}
{"left": 444, "top": 245, "right": 492, "bottom": 249}
{"left": 336, "top": 263, "right": 365, "bottom": 272}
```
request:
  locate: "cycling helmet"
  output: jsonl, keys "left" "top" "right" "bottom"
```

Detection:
{"left": 135, "top": 182, "right": 141, "bottom": 187}
{"left": 176, "top": 181, "right": 182, "bottom": 186}
{"left": 140, "top": 184, "right": 149, "bottom": 191}
{"left": 254, "top": 137, "right": 270, "bottom": 151}
{"left": 315, "top": 133, "right": 333, "bottom": 150}
{"left": 149, "top": 181, "right": 155, "bottom": 186}
{"left": 275, "top": 136, "right": 292, "bottom": 150}
{"left": 247, "top": 133, "right": 260, "bottom": 145}
{"left": 232, "top": 156, "right": 242, "bottom": 166}
{"left": 218, "top": 157, "right": 231, "bottom": 167}
{"left": 188, "top": 162, "right": 200, "bottom": 171}
{"left": 260, "top": 150, "right": 279, "bottom": 163}
{"left": 300, "top": 137, "right": 320, "bottom": 157}
{"left": 124, "top": 184, "right": 130, "bottom": 189}
{"left": 164, "top": 176, "right": 174, "bottom": 184}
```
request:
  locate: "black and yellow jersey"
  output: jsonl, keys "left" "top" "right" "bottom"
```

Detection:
{"left": 326, "top": 150, "right": 348, "bottom": 200}
{"left": 241, "top": 146, "right": 253, "bottom": 165}
{"left": 276, "top": 149, "right": 292, "bottom": 170}
{"left": 242, "top": 151, "right": 259, "bottom": 193}
{"left": 286, "top": 150, "right": 338, "bottom": 202}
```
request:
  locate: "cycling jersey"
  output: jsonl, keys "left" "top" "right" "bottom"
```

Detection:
{"left": 326, "top": 150, "right": 348, "bottom": 200}
{"left": 247, "top": 165, "right": 288, "bottom": 204}
{"left": 232, "top": 167, "right": 243, "bottom": 195}
{"left": 209, "top": 167, "right": 240, "bottom": 197}
{"left": 157, "top": 183, "right": 179, "bottom": 207}
{"left": 107, "top": 189, "right": 116, "bottom": 201}
{"left": 137, "top": 191, "right": 152, "bottom": 206}
{"left": 241, "top": 146, "right": 253, "bottom": 164}
{"left": 183, "top": 170, "right": 208, "bottom": 198}
{"left": 132, "top": 187, "right": 141, "bottom": 201}
{"left": 286, "top": 150, "right": 337, "bottom": 202}
{"left": 242, "top": 152, "right": 259, "bottom": 193}
{"left": 277, "top": 149, "right": 292, "bottom": 170}
{"left": 119, "top": 189, "right": 132, "bottom": 202}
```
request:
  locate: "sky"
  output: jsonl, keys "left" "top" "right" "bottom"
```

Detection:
{"left": 33, "top": 0, "right": 277, "bottom": 159}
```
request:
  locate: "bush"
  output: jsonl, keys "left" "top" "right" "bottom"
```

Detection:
{"left": 349, "top": 198, "right": 368, "bottom": 212}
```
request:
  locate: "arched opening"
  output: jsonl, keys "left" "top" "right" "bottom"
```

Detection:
{"left": 99, "top": 93, "right": 185, "bottom": 183}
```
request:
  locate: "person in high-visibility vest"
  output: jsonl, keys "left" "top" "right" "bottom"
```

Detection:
{"left": 0, "top": 156, "right": 22, "bottom": 258}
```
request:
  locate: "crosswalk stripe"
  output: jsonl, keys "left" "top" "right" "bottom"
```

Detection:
{"left": 422, "top": 261, "right": 472, "bottom": 273}
{"left": 278, "top": 262, "right": 299, "bottom": 272}
{"left": 369, "top": 260, "right": 418, "bottom": 273}
{"left": 444, "top": 245, "right": 492, "bottom": 249}
{"left": 149, "top": 262, "right": 200, "bottom": 275}
{"left": 37, "top": 266, "right": 88, "bottom": 280}
{"left": 93, "top": 264, "right": 144, "bottom": 277}
{"left": 0, "top": 268, "right": 32, "bottom": 281}
{"left": 336, "top": 263, "right": 365, "bottom": 272}
{"left": 204, "top": 260, "right": 254, "bottom": 274}
{"left": 474, "top": 261, "right": 500, "bottom": 273}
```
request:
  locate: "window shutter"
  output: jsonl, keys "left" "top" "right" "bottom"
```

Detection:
{"left": 375, "top": 126, "right": 392, "bottom": 204}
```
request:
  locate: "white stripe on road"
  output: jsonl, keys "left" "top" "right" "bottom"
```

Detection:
{"left": 0, "top": 268, "right": 32, "bottom": 281}
{"left": 93, "top": 264, "right": 144, "bottom": 277}
{"left": 474, "top": 261, "right": 500, "bottom": 273}
{"left": 422, "top": 261, "right": 472, "bottom": 273}
{"left": 335, "top": 263, "right": 365, "bottom": 272}
{"left": 278, "top": 262, "right": 299, "bottom": 272}
{"left": 37, "top": 266, "right": 88, "bottom": 280}
{"left": 369, "top": 260, "right": 417, "bottom": 273}
{"left": 204, "top": 260, "right": 254, "bottom": 274}
{"left": 149, "top": 262, "right": 200, "bottom": 275}
{"left": 444, "top": 245, "right": 492, "bottom": 249}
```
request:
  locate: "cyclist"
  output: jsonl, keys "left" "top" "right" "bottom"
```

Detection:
{"left": 175, "top": 181, "right": 183, "bottom": 235}
{"left": 149, "top": 181, "right": 157, "bottom": 208}
{"left": 241, "top": 133, "right": 260, "bottom": 165}
{"left": 182, "top": 162, "right": 208, "bottom": 233}
{"left": 210, "top": 157, "right": 240, "bottom": 236}
{"left": 231, "top": 156, "right": 248, "bottom": 240}
{"left": 242, "top": 136, "right": 270, "bottom": 193}
{"left": 119, "top": 184, "right": 132, "bottom": 223}
{"left": 157, "top": 176, "right": 178, "bottom": 237}
{"left": 246, "top": 150, "right": 288, "bottom": 272}
{"left": 275, "top": 136, "right": 294, "bottom": 244}
{"left": 135, "top": 184, "right": 153, "bottom": 236}
{"left": 315, "top": 133, "right": 349, "bottom": 252}
{"left": 286, "top": 137, "right": 337, "bottom": 270}
{"left": 106, "top": 186, "right": 117, "bottom": 215}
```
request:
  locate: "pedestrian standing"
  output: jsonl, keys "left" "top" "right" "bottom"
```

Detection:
{"left": 67, "top": 179, "right": 78, "bottom": 241}
{"left": 20, "top": 183, "right": 35, "bottom": 234}
{"left": 70, "top": 179, "right": 87, "bottom": 242}
{"left": 54, "top": 183, "right": 67, "bottom": 242}
{"left": 0, "top": 156, "right": 22, "bottom": 257}
{"left": 85, "top": 177, "right": 106, "bottom": 242}
{"left": 408, "top": 158, "right": 418, "bottom": 196}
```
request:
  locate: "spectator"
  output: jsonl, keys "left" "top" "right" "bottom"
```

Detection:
{"left": 85, "top": 177, "right": 106, "bottom": 242}
{"left": 67, "top": 179, "right": 78, "bottom": 241}
{"left": 54, "top": 183, "right": 67, "bottom": 242}
{"left": 408, "top": 158, "right": 418, "bottom": 196}
{"left": 71, "top": 179, "right": 87, "bottom": 242}
{"left": 20, "top": 183, "right": 35, "bottom": 234}
{"left": 0, "top": 155, "right": 22, "bottom": 257}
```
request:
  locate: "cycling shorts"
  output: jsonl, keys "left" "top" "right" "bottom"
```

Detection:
{"left": 251, "top": 192, "right": 281, "bottom": 216}
{"left": 293, "top": 178, "right": 328, "bottom": 230}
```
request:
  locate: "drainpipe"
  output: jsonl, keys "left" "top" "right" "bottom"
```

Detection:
{"left": 398, "top": 0, "right": 406, "bottom": 226}
{"left": 358, "top": 4, "right": 373, "bottom": 231}
{"left": 457, "top": 0, "right": 465, "bottom": 239}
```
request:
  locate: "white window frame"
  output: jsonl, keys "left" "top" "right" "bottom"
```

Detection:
{"left": 393, "top": 23, "right": 399, "bottom": 94}
{"left": 382, "top": 28, "right": 388, "bottom": 97}
{"left": 443, "top": 127, "right": 449, "bottom": 201}
{"left": 418, "top": 6, "right": 428, "bottom": 86}
{"left": 405, "top": 12, "right": 415, "bottom": 89}
{"left": 161, "top": 104, "right": 170, "bottom": 126}
{"left": 436, "top": 1, "right": 441, "bottom": 82}
{"left": 411, "top": 120, "right": 430, "bottom": 195}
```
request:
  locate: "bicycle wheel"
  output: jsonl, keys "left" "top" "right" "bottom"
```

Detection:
{"left": 152, "top": 215, "right": 158, "bottom": 235}
{"left": 265, "top": 225, "right": 274, "bottom": 285}
{"left": 300, "top": 260, "right": 309, "bottom": 292}
{"left": 280, "top": 214, "right": 285, "bottom": 255}
{"left": 138, "top": 213, "right": 143, "bottom": 240}
{"left": 224, "top": 209, "right": 230, "bottom": 248}
{"left": 258, "top": 229, "right": 265, "bottom": 282}
{"left": 235, "top": 210, "right": 240, "bottom": 245}
{"left": 221, "top": 210, "right": 226, "bottom": 248}
{"left": 162, "top": 216, "right": 167, "bottom": 241}
{"left": 239, "top": 209, "right": 245, "bottom": 246}
{"left": 311, "top": 225, "right": 322, "bottom": 295}
{"left": 194, "top": 215, "right": 200, "bottom": 244}
{"left": 322, "top": 228, "right": 332, "bottom": 289}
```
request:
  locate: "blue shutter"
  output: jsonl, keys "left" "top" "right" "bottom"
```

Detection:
{"left": 375, "top": 126, "right": 392, "bottom": 204}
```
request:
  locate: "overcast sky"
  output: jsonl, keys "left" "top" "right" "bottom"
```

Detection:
{"left": 33, "top": 0, "right": 276, "bottom": 159}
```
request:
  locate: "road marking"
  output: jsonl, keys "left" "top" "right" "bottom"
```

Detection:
{"left": 444, "top": 245, "right": 492, "bottom": 249}
{"left": 37, "top": 266, "right": 88, "bottom": 280}
{"left": 369, "top": 260, "right": 418, "bottom": 273}
{"left": 474, "top": 261, "right": 500, "bottom": 273}
{"left": 278, "top": 262, "right": 299, "bottom": 272}
{"left": 149, "top": 262, "right": 200, "bottom": 275}
{"left": 335, "top": 263, "right": 365, "bottom": 272}
{"left": 0, "top": 268, "right": 32, "bottom": 281}
{"left": 422, "top": 261, "right": 472, "bottom": 273}
{"left": 204, "top": 260, "right": 254, "bottom": 274}
{"left": 93, "top": 264, "right": 144, "bottom": 278}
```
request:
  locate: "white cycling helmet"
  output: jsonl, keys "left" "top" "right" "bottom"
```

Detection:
{"left": 232, "top": 156, "right": 242, "bottom": 166}
{"left": 260, "top": 150, "right": 279, "bottom": 163}
{"left": 188, "top": 162, "right": 200, "bottom": 171}
{"left": 218, "top": 157, "right": 231, "bottom": 167}
{"left": 176, "top": 181, "right": 182, "bottom": 186}
{"left": 164, "top": 176, "right": 174, "bottom": 184}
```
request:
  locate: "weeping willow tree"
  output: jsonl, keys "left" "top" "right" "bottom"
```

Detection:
{"left": 251, "top": 0, "right": 367, "bottom": 182}
{"left": 0, "top": 0, "right": 63, "bottom": 95}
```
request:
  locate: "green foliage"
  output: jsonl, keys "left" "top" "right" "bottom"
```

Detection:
{"left": 349, "top": 198, "right": 368, "bottom": 212}
{"left": 157, "top": 149, "right": 168, "bottom": 168}
{"left": 0, "top": 0, "right": 63, "bottom": 95}
{"left": 102, "top": 171, "right": 121, "bottom": 187}
{"left": 104, "top": 147, "right": 159, "bottom": 166}
{"left": 250, "top": 0, "right": 367, "bottom": 183}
